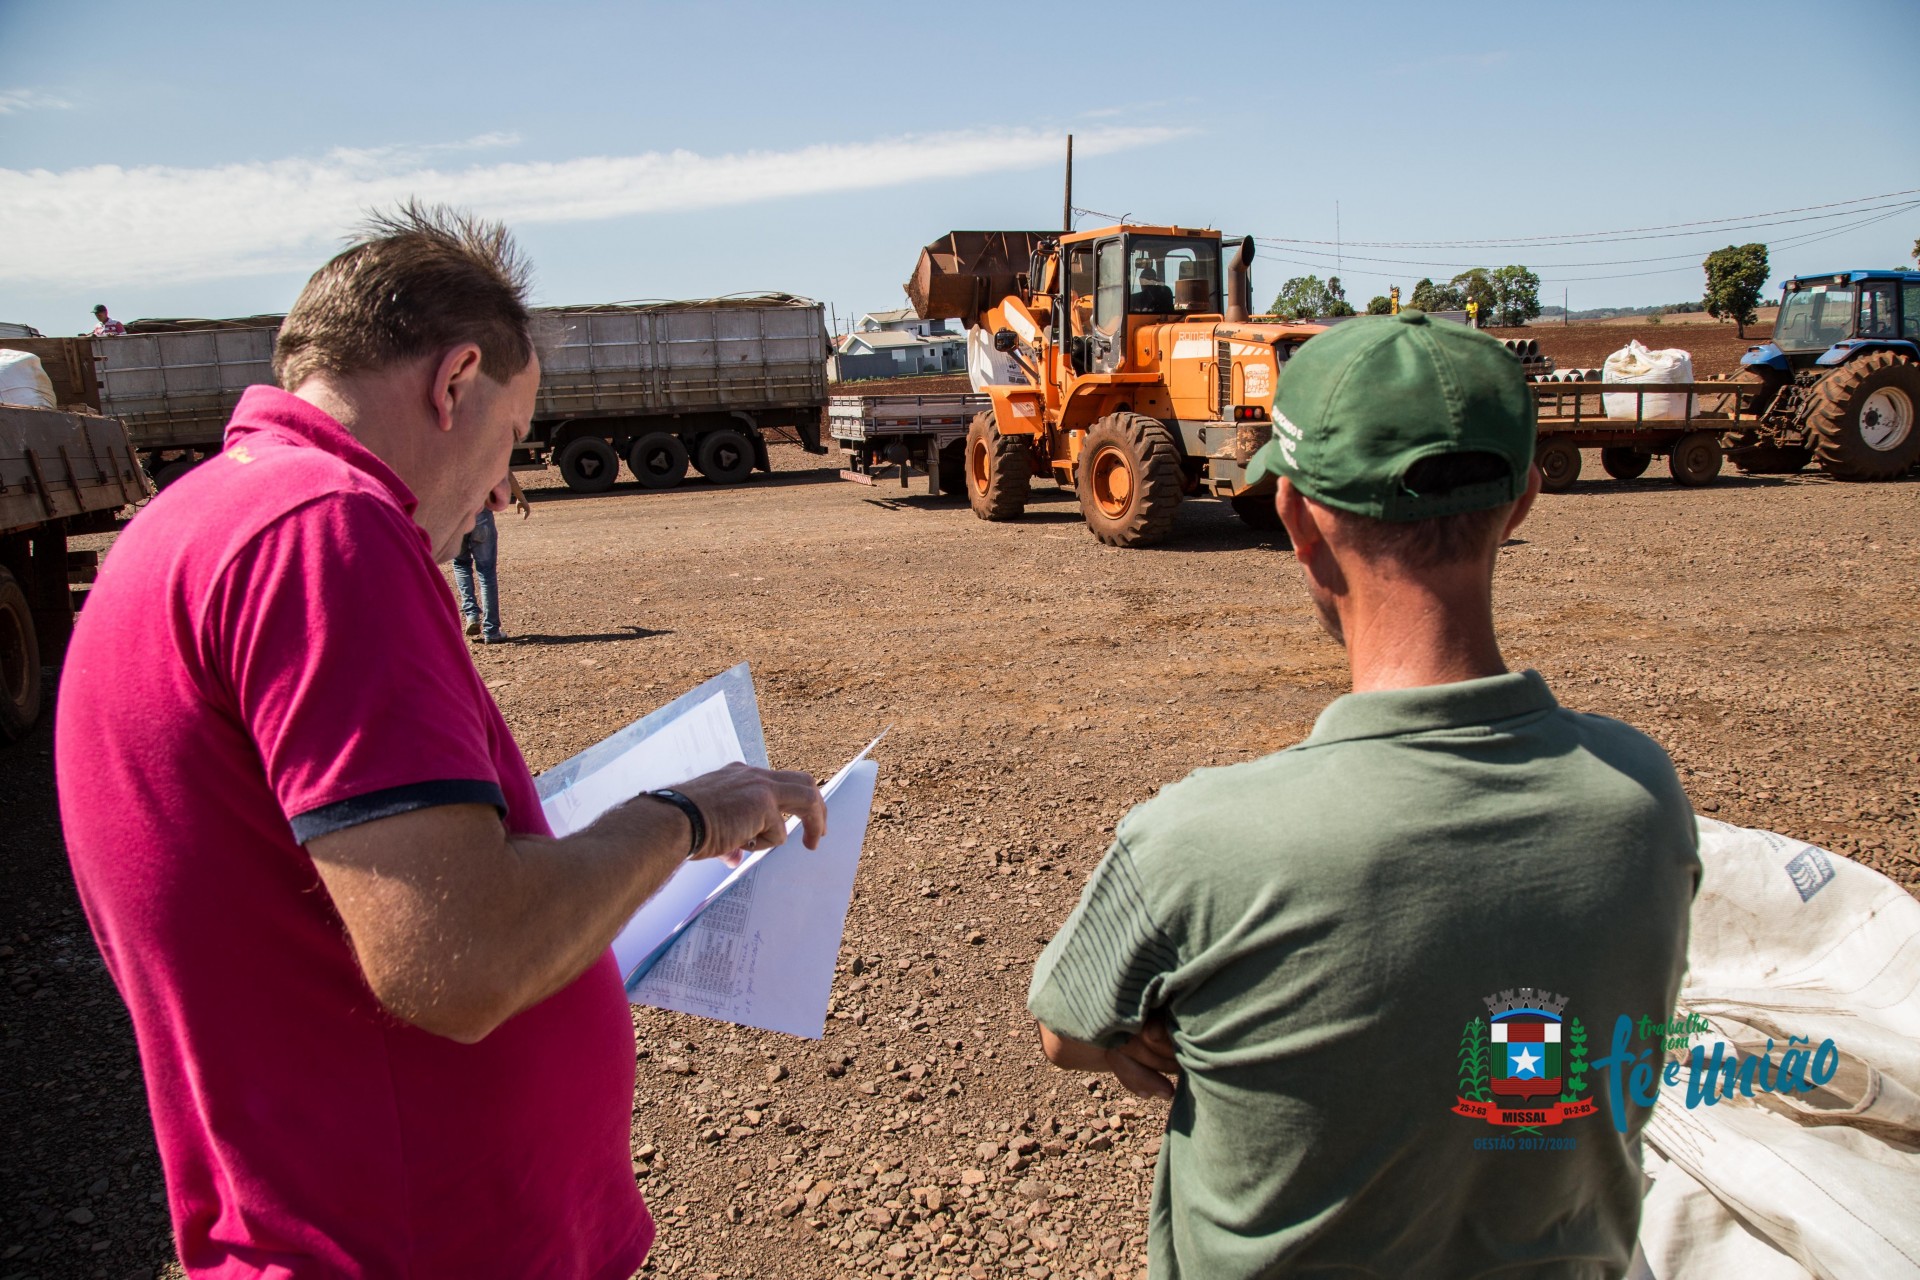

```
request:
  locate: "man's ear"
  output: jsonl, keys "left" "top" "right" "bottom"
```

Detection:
{"left": 1276, "top": 478, "right": 1319, "bottom": 568}
{"left": 1501, "top": 464, "right": 1544, "bottom": 541}
{"left": 428, "top": 344, "right": 486, "bottom": 435}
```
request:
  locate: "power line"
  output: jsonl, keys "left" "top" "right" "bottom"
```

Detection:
{"left": 1251, "top": 188, "right": 1920, "bottom": 249}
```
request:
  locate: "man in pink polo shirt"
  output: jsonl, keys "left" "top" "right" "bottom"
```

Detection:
{"left": 55, "top": 205, "right": 825, "bottom": 1278}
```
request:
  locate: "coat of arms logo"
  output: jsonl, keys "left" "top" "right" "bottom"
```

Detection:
{"left": 1454, "top": 988, "right": 1596, "bottom": 1133}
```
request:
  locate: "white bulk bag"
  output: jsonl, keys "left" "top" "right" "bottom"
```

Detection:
{"left": 0, "top": 348, "right": 56, "bottom": 408}
{"left": 1633, "top": 819, "right": 1920, "bottom": 1279}
{"left": 1603, "top": 341, "right": 1695, "bottom": 420}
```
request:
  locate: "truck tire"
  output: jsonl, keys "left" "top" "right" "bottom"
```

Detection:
{"left": 1806, "top": 352, "right": 1920, "bottom": 480}
{"left": 0, "top": 566, "right": 42, "bottom": 743}
{"left": 1535, "top": 439, "right": 1581, "bottom": 492}
{"left": 558, "top": 437, "right": 619, "bottom": 493}
{"left": 155, "top": 458, "right": 197, "bottom": 489}
{"left": 1230, "top": 489, "right": 1290, "bottom": 542}
{"left": 937, "top": 437, "right": 966, "bottom": 497}
{"left": 964, "top": 410, "right": 1031, "bottom": 521}
{"left": 1667, "top": 432, "right": 1723, "bottom": 487}
{"left": 627, "top": 431, "right": 689, "bottom": 489}
{"left": 1599, "top": 447, "right": 1650, "bottom": 481}
{"left": 1077, "top": 412, "right": 1183, "bottom": 547}
{"left": 694, "top": 428, "right": 756, "bottom": 485}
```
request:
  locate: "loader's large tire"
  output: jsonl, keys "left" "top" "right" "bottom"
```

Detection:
{"left": 0, "top": 567, "right": 42, "bottom": 743}
{"left": 964, "top": 410, "right": 1031, "bottom": 521}
{"left": 1806, "top": 352, "right": 1920, "bottom": 480}
{"left": 1230, "top": 489, "right": 1290, "bottom": 543}
{"left": 1076, "top": 412, "right": 1183, "bottom": 547}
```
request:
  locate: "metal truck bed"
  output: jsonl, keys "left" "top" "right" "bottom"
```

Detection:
{"left": 0, "top": 407, "right": 148, "bottom": 535}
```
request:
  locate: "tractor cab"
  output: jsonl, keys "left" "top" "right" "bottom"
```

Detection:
{"left": 1057, "top": 226, "right": 1224, "bottom": 375}
{"left": 1748, "top": 270, "right": 1920, "bottom": 373}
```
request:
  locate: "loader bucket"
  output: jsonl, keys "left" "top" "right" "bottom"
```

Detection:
{"left": 905, "top": 231, "right": 1052, "bottom": 329}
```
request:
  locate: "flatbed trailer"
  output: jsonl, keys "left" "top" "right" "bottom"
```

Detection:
{"left": 0, "top": 406, "right": 149, "bottom": 739}
{"left": 1530, "top": 380, "right": 1761, "bottom": 491}
{"left": 829, "top": 392, "right": 990, "bottom": 497}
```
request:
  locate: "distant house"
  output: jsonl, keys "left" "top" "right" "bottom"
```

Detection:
{"left": 829, "top": 307, "right": 965, "bottom": 381}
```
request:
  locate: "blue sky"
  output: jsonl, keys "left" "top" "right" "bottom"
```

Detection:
{"left": 3, "top": 0, "right": 1916, "bottom": 335}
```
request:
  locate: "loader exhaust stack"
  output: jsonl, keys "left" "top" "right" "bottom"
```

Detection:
{"left": 1226, "top": 237, "right": 1255, "bottom": 323}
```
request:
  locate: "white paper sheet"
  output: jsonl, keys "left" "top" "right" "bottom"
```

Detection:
{"left": 630, "top": 760, "right": 876, "bottom": 1038}
{"left": 533, "top": 667, "right": 877, "bottom": 1038}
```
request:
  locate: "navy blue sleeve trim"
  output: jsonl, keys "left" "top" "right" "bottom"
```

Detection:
{"left": 290, "top": 779, "right": 507, "bottom": 843}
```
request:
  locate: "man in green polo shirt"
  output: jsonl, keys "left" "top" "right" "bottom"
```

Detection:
{"left": 1029, "top": 311, "right": 1701, "bottom": 1279}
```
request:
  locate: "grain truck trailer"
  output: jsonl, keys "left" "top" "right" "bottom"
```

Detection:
{"left": 4, "top": 296, "right": 832, "bottom": 493}
{"left": 0, "top": 406, "right": 149, "bottom": 741}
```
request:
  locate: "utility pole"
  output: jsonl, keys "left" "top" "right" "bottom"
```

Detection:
{"left": 1062, "top": 134, "right": 1073, "bottom": 232}
{"left": 1335, "top": 200, "right": 1341, "bottom": 281}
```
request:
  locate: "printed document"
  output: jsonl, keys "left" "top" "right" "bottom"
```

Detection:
{"left": 534, "top": 664, "right": 876, "bottom": 1038}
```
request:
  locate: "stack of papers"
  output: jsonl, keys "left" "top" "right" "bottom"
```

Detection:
{"left": 535, "top": 664, "right": 878, "bottom": 1038}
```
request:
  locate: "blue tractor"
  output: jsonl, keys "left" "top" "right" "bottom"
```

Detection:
{"left": 1730, "top": 270, "right": 1920, "bottom": 479}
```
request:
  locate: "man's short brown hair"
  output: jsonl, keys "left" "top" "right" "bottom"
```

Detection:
{"left": 1330, "top": 452, "right": 1517, "bottom": 570}
{"left": 274, "top": 201, "right": 534, "bottom": 390}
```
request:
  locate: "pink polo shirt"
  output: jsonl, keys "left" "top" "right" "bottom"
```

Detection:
{"left": 56, "top": 387, "right": 652, "bottom": 1278}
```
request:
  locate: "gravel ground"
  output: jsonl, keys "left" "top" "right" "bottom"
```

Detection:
{"left": 4, "top": 436, "right": 1916, "bottom": 1279}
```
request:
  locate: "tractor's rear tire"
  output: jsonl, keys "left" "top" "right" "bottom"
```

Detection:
{"left": 937, "top": 437, "right": 966, "bottom": 497}
{"left": 1536, "top": 439, "right": 1581, "bottom": 492}
{"left": 1230, "top": 489, "right": 1290, "bottom": 542}
{"left": 0, "top": 567, "right": 42, "bottom": 744}
{"left": 1806, "top": 352, "right": 1920, "bottom": 480}
{"left": 627, "top": 431, "right": 689, "bottom": 489}
{"left": 1727, "top": 364, "right": 1787, "bottom": 418}
{"left": 964, "top": 411, "right": 1031, "bottom": 521}
{"left": 1599, "top": 447, "right": 1650, "bottom": 481}
{"left": 558, "top": 437, "right": 619, "bottom": 493}
{"left": 1727, "top": 443, "right": 1813, "bottom": 475}
{"left": 1668, "top": 432, "right": 1723, "bottom": 487}
{"left": 694, "top": 428, "right": 756, "bottom": 485}
{"left": 1076, "top": 413, "right": 1183, "bottom": 547}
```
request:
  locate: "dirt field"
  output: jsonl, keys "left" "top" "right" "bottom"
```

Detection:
{"left": 1488, "top": 318, "right": 1772, "bottom": 378}
{"left": 6, "top": 398, "right": 1919, "bottom": 1278}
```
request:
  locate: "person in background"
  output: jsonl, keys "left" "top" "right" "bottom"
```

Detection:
{"left": 1028, "top": 311, "right": 1699, "bottom": 1279}
{"left": 455, "top": 471, "right": 529, "bottom": 642}
{"left": 90, "top": 304, "right": 127, "bottom": 336}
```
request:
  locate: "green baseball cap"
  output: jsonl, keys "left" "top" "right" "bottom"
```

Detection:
{"left": 1244, "top": 309, "right": 1536, "bottom": 521}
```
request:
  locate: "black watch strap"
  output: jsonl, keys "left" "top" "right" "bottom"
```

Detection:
{"left": 643, "top": 788, "right": 706, "bottom": 857}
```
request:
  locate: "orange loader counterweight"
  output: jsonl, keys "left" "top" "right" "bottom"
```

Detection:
{"left": 905, "top": 225, "right": 1323, "bottom": 547}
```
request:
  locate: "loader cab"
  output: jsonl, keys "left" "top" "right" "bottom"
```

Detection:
{"left": 1061, "top": 227, "right": 1223, "bottom": 375}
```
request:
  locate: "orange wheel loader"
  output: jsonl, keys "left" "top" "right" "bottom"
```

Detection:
{"left": 905, "top": 226, "right": 1324, "bottom": 547}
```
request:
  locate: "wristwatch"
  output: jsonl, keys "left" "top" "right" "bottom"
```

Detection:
{"left": 642, "top": 788, "right": 706, "bottom": 857}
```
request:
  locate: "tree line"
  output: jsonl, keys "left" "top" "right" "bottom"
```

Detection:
{"left": 1264, "top": 239, "right": 1916, "bottom": 333}
{"left": 1267, "top": 267, "right": 1543, "bottom": 326}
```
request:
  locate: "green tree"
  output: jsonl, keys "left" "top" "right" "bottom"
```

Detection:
{"left": 1909, "top": 237, "right": 1917, "bottom": 267}
{"left": 1270, "top": 275, "right": 1333, "bottom": 321}
{"left": 1366, "top": 295, "right": 1393, "bottom": 315}
{"left": 1410, "top": 276, "right": 1464, "bottom": 313}
{"left": 1702, "top": 243, "right": 1770, "bottom": 338}
{"left": 1450, "top": 268, "right": 1497, "bottom": 322}
{"left": 1324, "top": 276, "right": 1356, "bottom": 317}
{"left": 1490, "top": 264, "right": 1542, "bottom": 327}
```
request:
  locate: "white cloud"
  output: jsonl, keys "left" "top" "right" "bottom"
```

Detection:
{"left": 0, "top": 87, "right": 73, "bottom": 115}
{"left": 0, "top": 126, "right": 1183, "bottom": 289}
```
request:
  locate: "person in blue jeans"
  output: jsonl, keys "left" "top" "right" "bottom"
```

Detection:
{"left": 454, "top": 474, "right": 529, "bottom": 642}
